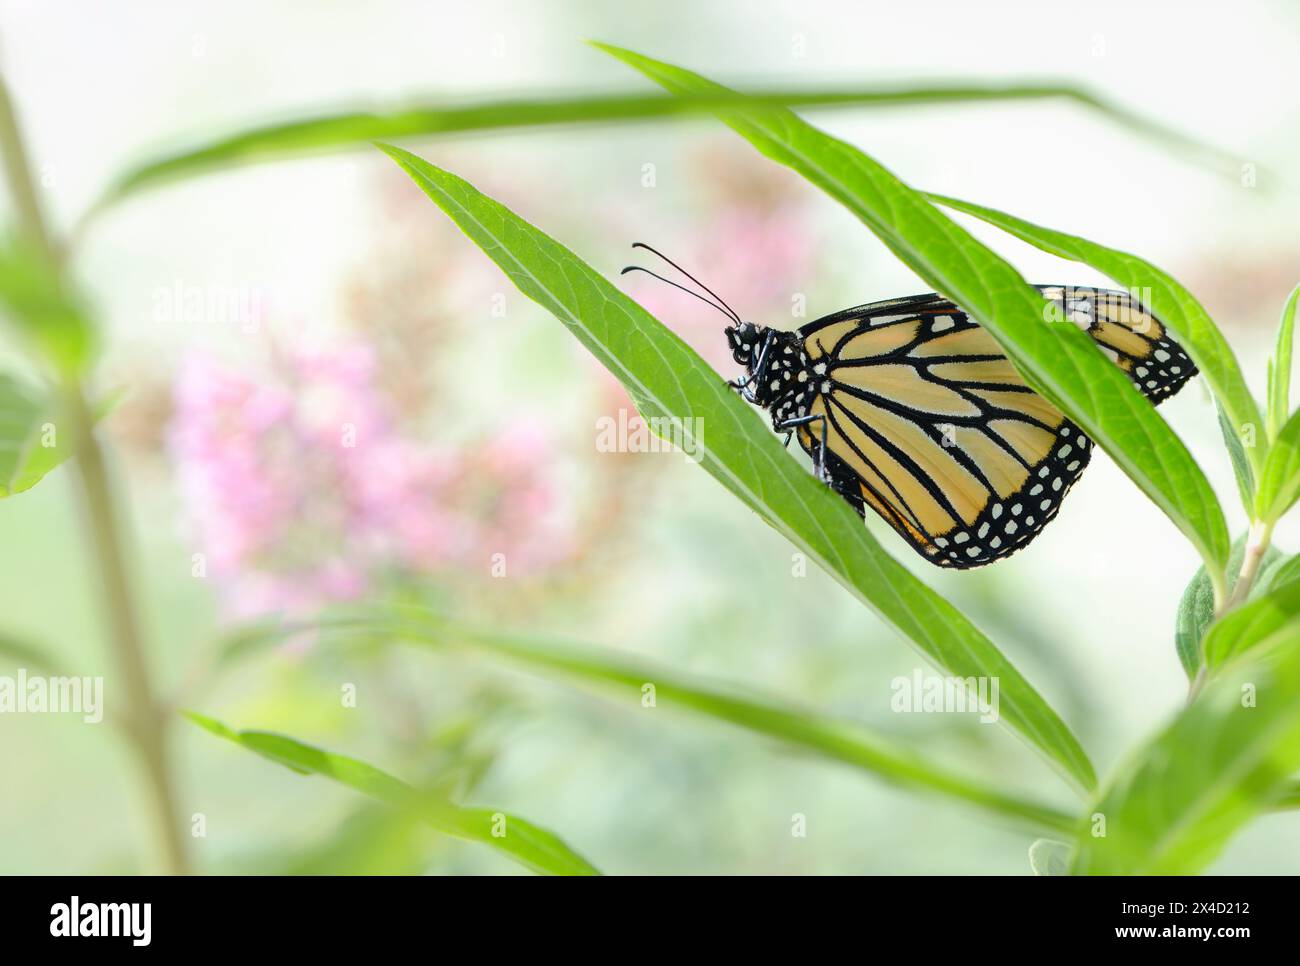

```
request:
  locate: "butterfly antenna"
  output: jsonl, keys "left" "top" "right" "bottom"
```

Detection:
{"left": 629, "top": 242, "right": 743, "bottom": 324}
{"left": 620, "top": 266, "right": 739, "bottom": 322}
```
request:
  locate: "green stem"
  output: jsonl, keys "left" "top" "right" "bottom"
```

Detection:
{"left": 1192, "top": 518, "right": 1276, "bottom": 704}
{"left": 1227, "top": 518, "right": 1275, "bottom": 611}
{"left": 65, "top": 386, "right": 189, "bottom": 874}
{"left": 0, "top": 69, "right": 188, "bottom": 874}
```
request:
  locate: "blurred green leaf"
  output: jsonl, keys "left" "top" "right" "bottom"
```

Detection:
{"left": 0, "top": 239, "right": 95, "bottom": 374}
{"left": 88, "top": 83, "right": 1238, "bottom": 221}
{"left": 1174, "top": 534, "right": 1283, "bottom": 678}
{"left": 1028, "top": 838, "right": 1072, "bottom": 875}
{"left": 1203, "top": 578, "right": 1300, "bottom": 670}
{"left": 392, "top": 616, "right": 1077, "bottom": 835}
{"left": 1255, "top": 407, "right": 1300, "bottom": 523}
{"left": 0, "top": 629, "right": 63, "bottom": 674}
{"left": 0, "top": 373, "right": 73, "bottom": 497}
{"left": 598, "top": 43, "right": 1229, "bottom": 590}
{"left": 379, "top": 143, "right": 1096, "bottom": 794}
{"left": 1267, "top": 284, "right": 1300, "bottom": 442}
{"left": 927, "top": 193, "right": 1266, "bottom": 489}
{"left": 1275, "top": 782, "right": 1300, "bottom": 809}
{"left": 1073, "top": 626, "right": 1300, "bottom": 874}
{"left": 281, "top": 801, "right": 435, "bottom": 876}
{"left": 1262, "top": 551, "right": 1300, "bottom": 593}
{"left": 184, "top": 712, "right": 600, "bottom": 876}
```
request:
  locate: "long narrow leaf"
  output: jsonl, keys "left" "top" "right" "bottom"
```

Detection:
{"left": 1073, "top": 625, "right": 1300, "bottom": 873}
{"left": 88, "top": 84, "right": 1237, "bottom": 223}
{"left": 379, "top": 143, "right": 1096, "bottom": 792}
{"left": 927, "top": 193, "right": 1266, "bottom": 486}
{"left": 1256, "top": 407, "right": 1300, "bottom": 523}
{"left": 1216, "top": 400, "right": 1255, "bottom": 516}
{"left": 184, "top": 712, "right": 599, "bottom": 875}
{"left": 389, "top": 615, "right": 1077, "bottom": 835}
{"left": 597, "top": 44, "right": 1229, "bottom": 588}
{"left": 1267, "top": 284, "right": 1300, "bottom": 442}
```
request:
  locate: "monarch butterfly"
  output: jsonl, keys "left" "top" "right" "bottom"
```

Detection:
{"left": 624, "top": 243, "right": 1197, "bottom": 569}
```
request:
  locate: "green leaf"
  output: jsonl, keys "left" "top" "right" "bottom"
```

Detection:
{"left": 183, "top": 712, "right": 599, "bottom": 875}
{"left": 1262, "top": 551, "right": 1300, "bottom": 593}
{"left": 597, "top": 43, "right": 1229, "bottom": 590}
{"left": 1203, "top": 578, "right": 1300, "bottom": 669}
{"left": 0, "top": 239, "right": 96, "bottom": 374}
{"left": 1174, "top": 533, "right": 1283, "bottom": 678}
{"left": 1217, "top": 399, "right": 1255, "bottom": 517}
{"left": 0, "top": 373, "right": 73, "bottom": 497}
{"left": 1274, "top": 782, "right": 1300, "bottom": 810}
{"left": 1255, "top": 407, "right": 1300, "bottom": 523}
{"left": 0, "top": 630, "right": 64, "bottom": 675}
{"left": 386, "top": 615, "right": 1077, "bottom": 835}
{"left": 1073, "top": 627, "right": 1300, "bottom": 874}
{"left": 1267, "top": 284, "right": 1300, "bottom": 442}
{"left": 1028, "top": 838, "right": 1072, "bottom": 875}
{"left": 88, "top": 83, "right": 1236, "bottom": 221}
{"left": 376, "top": 144, "right": 1096, "bottom": 793}
{"left": 926, "top": 193, "right": 1266, "bottom": 488}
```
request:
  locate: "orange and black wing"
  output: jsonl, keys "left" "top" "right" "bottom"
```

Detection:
{"left": 794, "top": 287, "right": 1194, "bottom": 568}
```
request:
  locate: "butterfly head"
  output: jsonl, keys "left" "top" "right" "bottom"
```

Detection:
{"left": 725, "top": 321, "right": 764, "bottom": 367}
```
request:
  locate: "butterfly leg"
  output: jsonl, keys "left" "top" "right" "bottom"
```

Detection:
{"left": 774, "top": 413, "right": 829, "bottom": 482}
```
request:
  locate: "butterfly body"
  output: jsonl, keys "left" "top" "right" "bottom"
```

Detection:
{"left": 726, "top": 286, "right": 1196, "bottom": 569}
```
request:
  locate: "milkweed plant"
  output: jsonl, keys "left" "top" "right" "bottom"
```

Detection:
{"left": 1, "top": 43, "right": 1298, "bottom": 876}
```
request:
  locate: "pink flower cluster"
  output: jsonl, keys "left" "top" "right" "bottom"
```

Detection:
{"left": 169, "top": 346, "right": 570, "bottom": 620}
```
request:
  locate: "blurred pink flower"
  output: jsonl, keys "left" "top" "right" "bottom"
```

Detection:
{"left": 169, "top": 345, "right": 572, "bottom": 621}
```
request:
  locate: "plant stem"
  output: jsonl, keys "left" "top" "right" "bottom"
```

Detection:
{"left": 65, "top": 387, "right": 189, "bottom": 874}
{"left": 1192, "top": 518, "right": 1277, "bottom": 704}
{"left": 0, "top": 69, "right": 188, "bottom": 874}
{"left": 1227, "top": 518, "right": 1275, "bottom": 610}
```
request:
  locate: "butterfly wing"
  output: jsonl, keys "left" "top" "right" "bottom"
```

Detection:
{"left": 794, "top": 287, "right": 1194, "bottom": 568}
